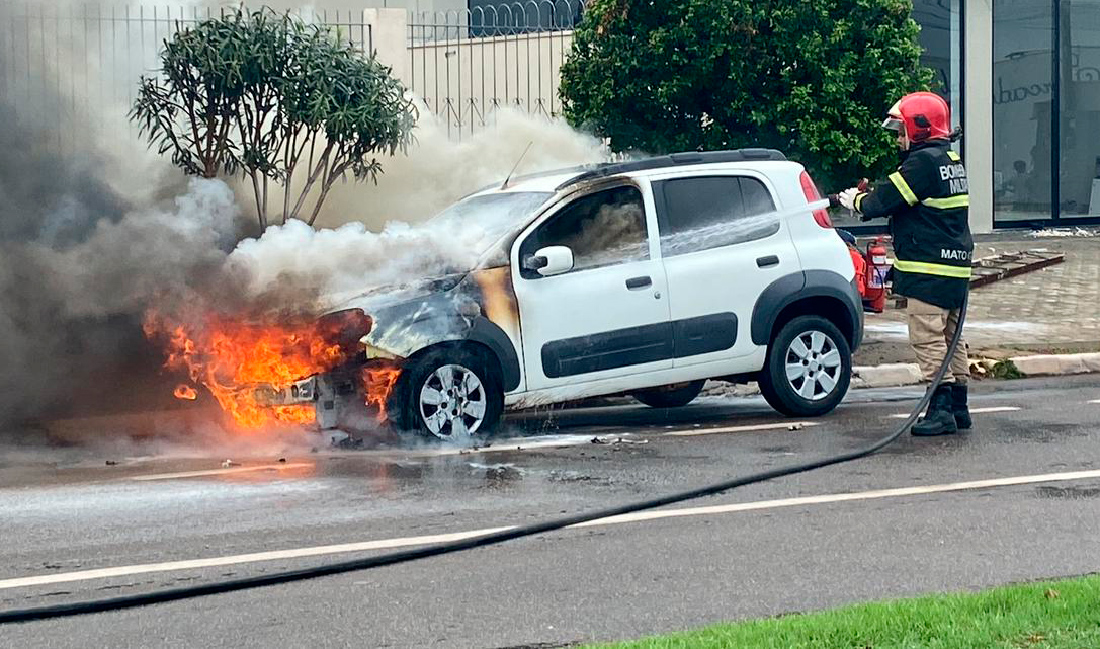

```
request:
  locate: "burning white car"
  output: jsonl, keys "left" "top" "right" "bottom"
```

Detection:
{"left": 258, "top": 149, "right": 863, "bottom": 441}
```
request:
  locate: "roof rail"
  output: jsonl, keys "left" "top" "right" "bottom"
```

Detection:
{"left": 468, "top": 163, "right": 598, "bottom": 197}
{"left": 555, "top": 148, "right": 787, "bottom": 191}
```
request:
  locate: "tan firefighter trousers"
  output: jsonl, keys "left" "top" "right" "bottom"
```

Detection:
{"left": 907, "top": 297, "right": 969, "bottom": 384}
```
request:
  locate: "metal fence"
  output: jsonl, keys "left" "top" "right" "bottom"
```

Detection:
{"left": 0, "top": 3, "right": 372, "bottom": 149}
{"left": 0, "top": 1, "right": 586, "bottom": 147}
{"left": 407, "top": 0, "right": 585, "bottom": 139}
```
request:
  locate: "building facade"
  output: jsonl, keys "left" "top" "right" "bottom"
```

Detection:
{"left": 912, "top": 0, "right": 1100, "bottom": 232}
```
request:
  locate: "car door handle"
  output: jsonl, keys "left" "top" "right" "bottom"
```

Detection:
{"left": 756, "top": 255, "right": 780, "bottom": 268}
{"left": 625, "top": 276, "right": 652, "bottom": 290}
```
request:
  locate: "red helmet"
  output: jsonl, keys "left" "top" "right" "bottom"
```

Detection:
{"left": 882, "top": 92, "right": 952, "bottom": 143}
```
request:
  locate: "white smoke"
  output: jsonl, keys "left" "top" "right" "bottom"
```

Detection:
{"left": 315, "top": 105, "right": 608, "bottom": 228}
{"left": 226, "top": 106, "right": 608, "bottom": 301}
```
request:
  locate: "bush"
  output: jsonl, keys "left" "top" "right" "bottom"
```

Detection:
{"left": 560, "top": 0, "right": 936, "bottom": 191}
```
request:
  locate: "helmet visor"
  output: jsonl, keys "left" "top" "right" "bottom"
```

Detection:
{"left": 881, "top": 116, "right": 904, "bottom": 132}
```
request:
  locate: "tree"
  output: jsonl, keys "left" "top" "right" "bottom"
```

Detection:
{"left": 132, "top": 8, "right": 417, "bottom": 229}
{"left": 559, "top": 0, "right": 936, "bottom": 191}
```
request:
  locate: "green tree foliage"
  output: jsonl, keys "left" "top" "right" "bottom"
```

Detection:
{"left": 132, "top": 9, "right": 417, "bottom": 228}
{"left": 560, "top": 0, "right": 936, "bottom": 191}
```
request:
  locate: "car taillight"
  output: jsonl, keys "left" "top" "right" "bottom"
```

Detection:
{"left": 799, "top": 170, "right": 833, "bottom": 229}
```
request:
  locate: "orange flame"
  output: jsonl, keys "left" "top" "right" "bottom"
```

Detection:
{"left": 174, "top": 384, "right": 198, "bottom": 400}
{"left": 363, "top": 365, "right": 403, "bottom": 422}
{"left": 144, "top": 309, "right": 373, "bottom": 431}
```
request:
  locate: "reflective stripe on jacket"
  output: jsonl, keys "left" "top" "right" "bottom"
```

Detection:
{"left": 854, "top": 140, "right": 974, "bottom": 310}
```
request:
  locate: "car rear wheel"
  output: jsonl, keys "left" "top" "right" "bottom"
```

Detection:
{"left": 395, "top": 347, "right": 504, "bottom": 441}
{"left": 758, "top": 316, "right": 851, "bottom": 417}
{"left": 632, "top": 380, "right": 705, "bottom": 408}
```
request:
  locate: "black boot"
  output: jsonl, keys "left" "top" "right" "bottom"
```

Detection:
{"left": 951, "top": 383, "right": 972, "bottom": 430}
{"left": 912, "top": 385, "right": 958, "bottom": 436}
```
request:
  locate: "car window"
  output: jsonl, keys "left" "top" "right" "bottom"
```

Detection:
{"left": 519, "top": 185, "right": 649, "bottom": 278}
{"left": 657, "top": 176, "right": 778, "bottom": 256}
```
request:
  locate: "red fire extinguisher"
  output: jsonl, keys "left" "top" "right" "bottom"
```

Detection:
{"left": 864, "top": 236, "right": 889, "bottom": 313}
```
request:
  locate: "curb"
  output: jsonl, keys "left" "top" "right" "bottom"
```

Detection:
{"left": 852, "top": 363, "right": 923, "bottom": 389}
{"left": 1009, "top": 352, "right": 1100, "bottom": 378}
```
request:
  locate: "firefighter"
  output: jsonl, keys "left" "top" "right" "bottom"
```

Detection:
{"left": 838, "top": 92, "right": 973, "bottom": 436}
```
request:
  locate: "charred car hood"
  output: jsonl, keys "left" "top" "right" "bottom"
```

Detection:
{"left": 322, "top": 271, "right": 487, "bottom": 361}
{"left": 321, "top": 272, "right": 468, "bottom": 315}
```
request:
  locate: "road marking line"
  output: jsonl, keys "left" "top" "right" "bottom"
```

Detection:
{"left": 6, "top": 467, "right": 1100, "bottom": 591}
{"left": 575, "top": 469, "right": 1100, "bottom": 527}
{"left": 665, "top": 422, "right": 818, "bottom": 437}
{"left": 888, "top": 406, "right": 1020, "bottom": 419}
{"left": 0, "top": 528, "right": 517, "bottom": 591}
{"left": 1090, "top": 399, "right": 1100, "bottom": 404}
{"left": 129, "top": 463, "right": 315, "bottom": 482}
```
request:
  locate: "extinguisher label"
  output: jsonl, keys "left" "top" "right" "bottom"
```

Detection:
{"left": 869, "top": 268, "right": 887, "bottom": 289}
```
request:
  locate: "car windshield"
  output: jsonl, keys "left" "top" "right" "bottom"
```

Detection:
{"left": 428, "top": 191, "right": 552, "bottom": 255}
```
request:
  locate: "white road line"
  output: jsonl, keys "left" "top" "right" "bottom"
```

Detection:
{"left": 121, "top": 425, "right": 814, "bottom": 475}
{"left": 574, "top": 469, "right": 1100, "bottom": 527}
{"left": 888, "top": 406, "right": 1020, "bottom": 419}
{"left": 6, "top": 467, "right": 1100, "bottom": 591}
{"left": 0, "top": 527, "right": 515, "bottom": 591}
{"left": 1090, "top": 399, "right": 1100, "bottom": 404}
{"left": 665, "top": 422, "right": 818, "bottom": 437}
{"left": 129, "top": 463, "right": 315, "bottom": 482}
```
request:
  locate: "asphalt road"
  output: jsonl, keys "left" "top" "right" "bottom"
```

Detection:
{"left": 3, "top": 375, "right": 1100, "bottom": 648}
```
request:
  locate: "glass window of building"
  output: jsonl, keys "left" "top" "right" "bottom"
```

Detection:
{"left": 994, "top": 0, "right": 1055, "bottom": 224}
{"left": 1061, "top": 0, "right": 1100, "bottom": 218}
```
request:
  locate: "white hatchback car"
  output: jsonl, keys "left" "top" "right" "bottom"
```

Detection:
{"left": 281, "top": 149, "right": 864, "bottom": 440}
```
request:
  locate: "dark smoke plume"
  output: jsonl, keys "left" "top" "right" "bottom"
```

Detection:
{"left": 0, "top": 96, "right": 244, "bottom": 429}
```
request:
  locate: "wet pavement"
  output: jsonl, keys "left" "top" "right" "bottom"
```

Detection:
{"left": 857, "top": 233, "right": 1100, "bottom": 364}
{"left": 3, "top": 375, "right": 1100, "bottom": 648}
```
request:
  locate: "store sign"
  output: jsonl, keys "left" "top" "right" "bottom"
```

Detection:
{"left": 995, "top": 78, "right": 1053, "bottom": 105}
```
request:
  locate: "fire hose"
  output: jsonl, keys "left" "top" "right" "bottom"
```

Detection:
{"left": 0, "top": 273, "right": 969, "bottom": 626}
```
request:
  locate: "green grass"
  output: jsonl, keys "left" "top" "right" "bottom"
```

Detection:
{"left": 589, "top": 575, "right": 1100, "bottom": 649}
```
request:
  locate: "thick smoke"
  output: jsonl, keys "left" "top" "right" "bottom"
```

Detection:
{"left": 0, "top": 3, "right": 606, "bottom": 442}
{"left": 0, "top": 122, "right": 241, "bottom": 425}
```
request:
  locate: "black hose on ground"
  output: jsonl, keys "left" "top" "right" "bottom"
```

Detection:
{"left": 0, "top": 295, "right": 968, "bottom": 624}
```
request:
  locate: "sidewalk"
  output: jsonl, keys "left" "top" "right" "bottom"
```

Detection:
{"left": 855, "top": 231, "right": 1100, "bottom": 367}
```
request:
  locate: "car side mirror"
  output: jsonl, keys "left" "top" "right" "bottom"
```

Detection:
{"left": 524, "top": 246, "right": 574, "bottom": 277}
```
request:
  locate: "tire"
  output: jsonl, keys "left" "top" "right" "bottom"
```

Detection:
{"left": 632, "top": 380, "right": 706, "bottom": 408}
{"left": 393, "top": 346, "right": 504, "bottom": 441}
{"left": 758, "top": 316, "right": 851, "bottom": 417}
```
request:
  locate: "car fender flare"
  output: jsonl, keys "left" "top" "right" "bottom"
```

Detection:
{"left": 751, "top": 270, "right": 863, "bottom": 348}
{"left": 466, "top": 316, "right": 521, "bottom": 392}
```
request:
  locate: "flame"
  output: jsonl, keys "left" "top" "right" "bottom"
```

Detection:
{"left": 145, "top": 309, "right": 372, "bottom": 431}
{"left": 363, "top": 365, "right": 403, "bottom": 422}
{"left": 174, "top": 384, "right": 198, "bottom": 400}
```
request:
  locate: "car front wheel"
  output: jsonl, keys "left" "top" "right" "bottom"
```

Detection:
{"left": 758, "top": 316, "right": 851, "bottom": 417}
{"left": 395, "top": 347, "right": 504, "bottom": 441}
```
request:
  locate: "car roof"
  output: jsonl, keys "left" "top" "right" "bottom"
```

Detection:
{"left": 470, "top": 148, "right": 793, "bottom": 197}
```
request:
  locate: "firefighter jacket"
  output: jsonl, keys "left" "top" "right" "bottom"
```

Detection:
{"left": 854, "top": 139, "right": 973, "bottom": 310}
